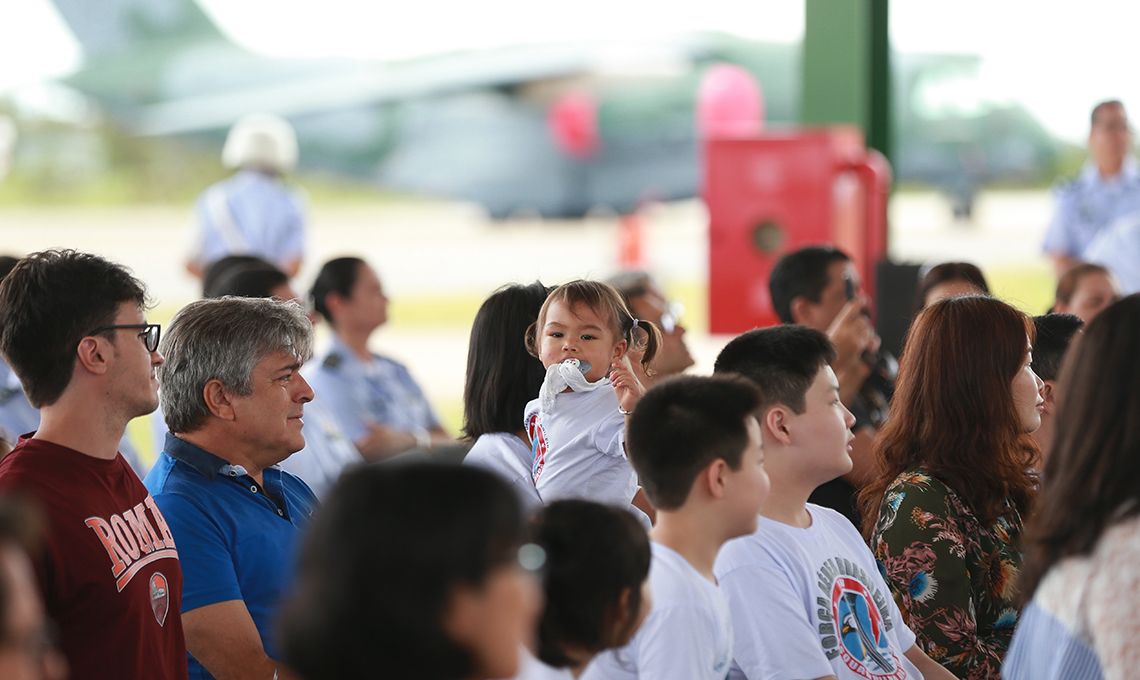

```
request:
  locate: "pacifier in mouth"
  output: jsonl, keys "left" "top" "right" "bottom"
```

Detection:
{"left": 561, "top": 358, "right": 591, "bottom": 375}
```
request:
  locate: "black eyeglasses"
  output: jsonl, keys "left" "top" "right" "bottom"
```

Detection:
{"left": 88, "top": 324, "right": 161, "bottom": 352}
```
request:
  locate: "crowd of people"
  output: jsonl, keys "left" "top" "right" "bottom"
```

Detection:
{"left": 0, "top": 101, "right": 1137, "bottom": 680}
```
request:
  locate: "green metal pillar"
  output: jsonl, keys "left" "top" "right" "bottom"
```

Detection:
{"left": 802, "top": 0, "right": 891, "bottom": 165}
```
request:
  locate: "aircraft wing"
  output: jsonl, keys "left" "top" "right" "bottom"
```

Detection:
{"left": 125, "top": 39, "right": 694, "bottom": 136}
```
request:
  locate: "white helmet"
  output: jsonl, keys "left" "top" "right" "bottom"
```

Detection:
{"left": 222, "top": 113, "right": 298, "bottom": 173}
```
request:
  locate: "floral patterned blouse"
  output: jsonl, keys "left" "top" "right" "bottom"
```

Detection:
{"left": 870, "top": 468, "right": 1024, "bottom": 680}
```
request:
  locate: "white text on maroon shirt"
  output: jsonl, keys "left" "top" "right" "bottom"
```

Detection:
{"left": 85, "top": 495, "right": 179, "bottom": 591}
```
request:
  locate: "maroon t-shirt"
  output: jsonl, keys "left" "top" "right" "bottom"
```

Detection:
{"left": 0, "top": 436, "right": 189, "bottom": 680}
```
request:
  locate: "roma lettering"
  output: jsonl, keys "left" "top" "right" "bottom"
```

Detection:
{"left": 85, "top": 494, "right": 179, "bottom": 591}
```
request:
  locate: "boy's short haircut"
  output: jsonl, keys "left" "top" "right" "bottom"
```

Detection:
{"left": 713, "top": 326, "right": 837, "bottom": 414}
{"left": 627, "top": 375, "right": 762, "bottom": 510}
{"left": 1031, "top": 313, "right": 1084, "bottom": 382}
{"left": 0, "top": 250, "right": 147, "bottom": 408}
{"left": 768, "top": 246, "right": 850, "bottom": 325}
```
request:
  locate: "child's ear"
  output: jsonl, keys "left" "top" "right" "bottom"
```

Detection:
{"left": 703, "top": 458, "right": 729, "bottom": 500}
{"left": 611, "top": 338, "right": 628, "bottom": 362}
{"left": 1041, "top": 380, "right": 1055, "bottom": 404}
{"left": 765, "top": 406, "right": 794, "bottom": 447}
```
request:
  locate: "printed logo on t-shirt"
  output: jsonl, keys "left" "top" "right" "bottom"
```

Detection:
{"left": 527, "top": 413, "right": 547, "bottom": 483}
{"left": 84, "top": 494, "right": 179, "bottom": 592}
{"left": 816, "top": 557, "right": 906, "bottom": 679}
{"left": 150, "top": 572, "right": 169, "bottom": 626}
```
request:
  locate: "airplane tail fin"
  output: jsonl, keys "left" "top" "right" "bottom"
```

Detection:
{"left": 50, "top": 0, "right": 232, "bottom": 60}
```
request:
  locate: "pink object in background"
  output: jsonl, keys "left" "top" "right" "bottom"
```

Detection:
{"left": 549, "top": 92, "right": 599, "bottom": 159}
{"left": 697, "top": 64, "right": 765, "bottom": 138}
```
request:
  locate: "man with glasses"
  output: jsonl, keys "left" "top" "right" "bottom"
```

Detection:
{"left": 0, "top": 255, "right": 151, "bottom": 473}
{"left": 1044, "top": 100, "right": 1140, "bottom": 276}
{"left": 606, "top": 271, "right": 695, "bottom": 388}
{"left": 0, "top": 250, "right": 188, "bottom": 680}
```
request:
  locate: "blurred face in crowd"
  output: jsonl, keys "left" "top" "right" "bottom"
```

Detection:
{"left": 924, "top": 279, "right": 986, "bottom": 309}
{"left": 0, "top": 545, "right": 66, "bottom": 680}
{"left": 444, "top": 557, "right": 542, "bottom": 680}
{"left": 333, "top": 263, "right": 389, "bottom": 334}
{"left": 1055, "top": 270, "right": 1120, "bottom": 324}
{"left": 722, "top": 415, "right": 770, "bottom": 538}
{"left": 628, "top": 283, "right": 694, "bottom": 377}
{"left": 796, "top": 260, "right": 861, "bottom": 331}
{"left": 1089, "top": 102, "right": 1131, "bottom": 176}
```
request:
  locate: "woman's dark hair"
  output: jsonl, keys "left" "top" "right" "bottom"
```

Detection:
{"left": 913, "top": 261, "right": 989, "bottom": 315}
{"left": 310, "top": 257, "right": 365, "bottom": 324}
{"left": 532, "top": 500, "right": 650, "bottom": 668}
{"left": 1018, "top": 294, "right": 1140, "bottom": 601}
{"left": 278, "top": 463, "right": 525, "bottom": 680}
{"left": 462, "top": 282, "right": 549, "bottom": 441}
{"left": 859, "top": 295, "right": 1037, "bottom": 535}
{"left": 206, "top": 263, "right": 289, "bottom": 300}
{"left": 201, "top": 255, "right": 273, "bottom": 298}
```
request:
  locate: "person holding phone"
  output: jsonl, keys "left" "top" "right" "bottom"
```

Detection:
{"left": 768, "top": 245, "right": 895, "bottom": 528}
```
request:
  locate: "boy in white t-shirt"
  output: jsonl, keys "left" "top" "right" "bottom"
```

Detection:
{"left": 712, "top": 326, "right": 957, "bottom": 680}
{"left": 583, "top": 375, "right": 771, "bottom": 680}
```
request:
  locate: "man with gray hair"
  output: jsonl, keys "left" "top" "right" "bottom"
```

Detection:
{"left": 144, "top": 296, "right": 317, "bottom": 680}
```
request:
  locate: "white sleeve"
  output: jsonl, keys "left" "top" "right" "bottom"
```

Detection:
{"left": 1087, "top": 524, "right": 1140, "bottom": 679}
{"left": 592, "top": 409, "right": 626, "bottom": 459}
{"left": 633, "top": 603, "right": 726, "bottom": 680}
{"left": 719, "top": 562, "right": 835, "bottom": 680}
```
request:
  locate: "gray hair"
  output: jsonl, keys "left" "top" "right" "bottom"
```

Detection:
{"left": 604, "top": 271, "right": 653, "bottom": 303}
{"left": 158, "top": 297, "right": 313, "bottom": 434}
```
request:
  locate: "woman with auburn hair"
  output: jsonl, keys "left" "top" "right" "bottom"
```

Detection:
{"left": 860, "top": 295, "right": 1043, "bottom": 680}
{"left": 1004, "top": 295, "right": 1140, "bottom": 679}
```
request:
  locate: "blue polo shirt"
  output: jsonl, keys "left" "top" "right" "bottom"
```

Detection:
{"left": 144, "top": 433, "right": 317, "bottom": 680}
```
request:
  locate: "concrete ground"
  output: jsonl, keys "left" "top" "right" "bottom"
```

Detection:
{"left": 0, "top": 189, "right": 1056, "bottom": 463}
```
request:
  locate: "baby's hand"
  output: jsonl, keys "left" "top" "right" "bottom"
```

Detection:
{"left": 610, "top": 356, "right": 645, "bottom": 415}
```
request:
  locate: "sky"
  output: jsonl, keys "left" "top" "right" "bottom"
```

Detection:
{"left": 0, "top": 0, "right": 1135, "bottom": 143}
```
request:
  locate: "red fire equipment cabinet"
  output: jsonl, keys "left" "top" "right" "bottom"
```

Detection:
{"left": 704, "top": 127, "right": 891, "bottom": 334}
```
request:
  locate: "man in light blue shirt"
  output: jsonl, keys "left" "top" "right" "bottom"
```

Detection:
{"left": 1043, "top": 100, "right": 1140, "bottom": 275}
{"left": 186, "top": 114, "right": 306, "bottom": 280}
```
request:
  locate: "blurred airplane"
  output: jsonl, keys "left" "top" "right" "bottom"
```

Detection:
{"left": 47, "top": 0, "right": 1059, "bottom": 217}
